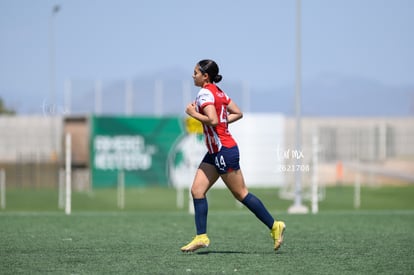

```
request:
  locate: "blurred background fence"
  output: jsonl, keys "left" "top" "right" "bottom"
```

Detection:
{"left": 281, "top": 117, "right": 414, "bottom": 202}
{"left": 64, "top": 78, "right": 249, "bottom": 116}
{"left": 0, "top": 114, "right": 413, "bottom": 191}
{"left": 1, "top": 78, "right": 413, "bottom": 212}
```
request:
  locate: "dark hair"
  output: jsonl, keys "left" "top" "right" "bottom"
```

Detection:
{"left": 198, "top": 59, "right": 223, "bottom": 83}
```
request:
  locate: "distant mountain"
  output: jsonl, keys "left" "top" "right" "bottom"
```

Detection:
{"left": 255, "top": 74, "right": 414, "bottom": 116}
{"left": 301, "top": 74, "right": 414, "bottom": 116}
{"left": 6, "top": 69, "right": 414, "bottom": 116}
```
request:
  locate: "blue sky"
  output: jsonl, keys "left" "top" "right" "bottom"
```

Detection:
{"left": 0, "top": 0, "right": 413, "bottom": 113}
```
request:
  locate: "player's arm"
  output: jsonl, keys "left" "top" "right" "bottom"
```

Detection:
{"left": 227, "top": 100, "right": 243, "bottom": 124}
{"left": 186, "top": 103, "right": 218, "bottom": 127}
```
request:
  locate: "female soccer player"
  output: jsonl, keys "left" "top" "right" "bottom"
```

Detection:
{"left": 181, "top": 59, "right": 285, "bottom": 252}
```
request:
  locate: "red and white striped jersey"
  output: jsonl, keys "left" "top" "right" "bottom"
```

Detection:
{"left": 195, "top": 83, "right": 237, "bottom": 153}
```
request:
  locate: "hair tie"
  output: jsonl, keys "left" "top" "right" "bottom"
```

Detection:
{"left": 198, "top": 65, "right": 207, "bottom": 74}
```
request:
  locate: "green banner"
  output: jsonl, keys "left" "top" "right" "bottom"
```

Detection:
{"left": 90, "top": 116, "right": 184, "bottom": 188}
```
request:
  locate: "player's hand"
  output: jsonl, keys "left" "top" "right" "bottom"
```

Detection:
{"left": 185, "top": 102, "right": 197, "bottom": 116}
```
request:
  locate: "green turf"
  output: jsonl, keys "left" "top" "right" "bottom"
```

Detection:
{"left": 0, "top": 211, "right": 413, "bottom": 274}
{"left": 1, "top": 185, "right": 414, "bottom": 274}
{"left": 3, "top": 185, "right": 414, "bottom": 212}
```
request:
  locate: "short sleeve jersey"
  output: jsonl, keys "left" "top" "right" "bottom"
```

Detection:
{"left": 195, "top": 83, "right": 237, "bottom": 153}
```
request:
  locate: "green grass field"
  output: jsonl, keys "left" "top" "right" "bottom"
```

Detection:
{"left": 1, "top": 185, "right": 414, "bottom": 274}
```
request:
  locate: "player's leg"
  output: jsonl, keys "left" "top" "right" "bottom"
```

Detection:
{"left": 191, "top": 162, "right": 219, "bottom": 235}
{"left": 221, "top": 169, "right": 286, "bottom": 251}
{"left": 191, "top": 162, "right": 219, "bottom": 199}
{"left": 221, "top": 169, "right": 274, "bottom": 228}
{"left": 217, "top": 146, "right": 274, "bottom": 228}
{"left": 181, "top": 162, "right": 219, "bottom": 252}
{"left": 219, "top": 145, "right": 286, "bottom": 251}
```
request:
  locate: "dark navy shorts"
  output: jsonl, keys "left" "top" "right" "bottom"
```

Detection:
{"left": 201, "top": 146, "right": 241, "bottom": 174}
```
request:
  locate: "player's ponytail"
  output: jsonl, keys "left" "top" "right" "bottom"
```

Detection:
{"left": 213, "top": 74, "right": 222, "bottom": 83}
{"left": 198, "top": 59, "right": 222, "bottom": 83}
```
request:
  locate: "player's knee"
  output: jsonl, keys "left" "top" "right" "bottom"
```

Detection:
{"left": 191, "top": 186, "right": 205, "bottom": 199}
{"left": 232, "top": 190, "right": 248, "bottom": 202}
